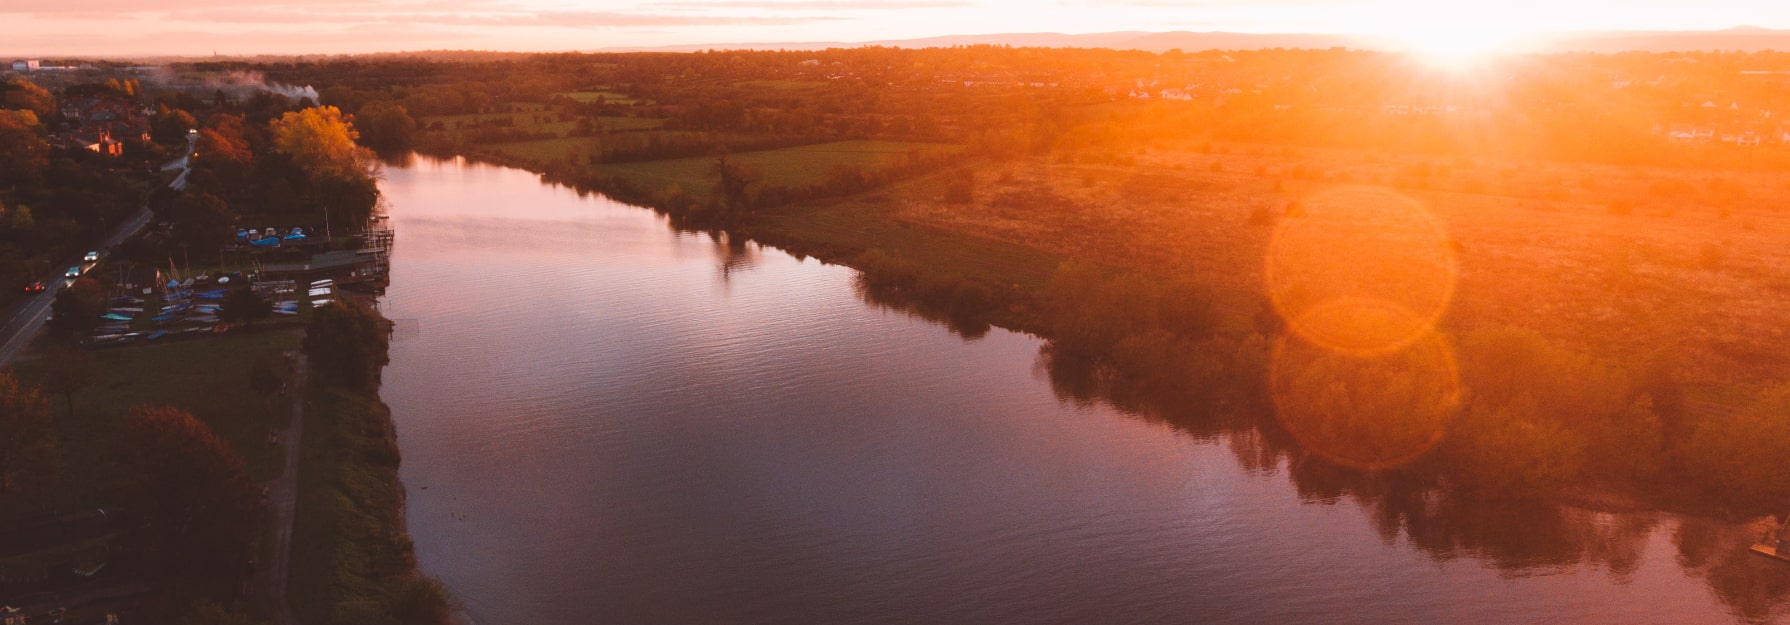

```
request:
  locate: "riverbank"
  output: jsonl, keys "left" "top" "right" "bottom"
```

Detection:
{"left": 290, "top": 303, "right": 452, "bottom": 625}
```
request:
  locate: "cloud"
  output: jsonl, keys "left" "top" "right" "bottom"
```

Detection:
{"left": 14, "top": 0, "right": 843, "bottom": 29}
{"left": 652, "top": 0, "right": 969, "bottom": 9}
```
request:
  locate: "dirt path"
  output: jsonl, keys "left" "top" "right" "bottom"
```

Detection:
{"left": 260, "top": 350, "right": 306, "bottom": 625}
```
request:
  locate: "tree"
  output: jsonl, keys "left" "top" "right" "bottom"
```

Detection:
{"left": 303, "top": 302, "right": 389, "bottom": 390}
{"left": 390, "top": 575, "right": 456, "bottom": 625}
{"left": 48, "top": 277, "right": 105, "bottom": 340}
{"left": 112, "top": 406, "right": 261, "bottom": 581}
{"left": 153, "top": 107, "right": 199, "bottom": 145}
{"left": 269, "top": 106, "right": 369, "bottom": 179}
{"left": 270, "top": 106, "right": 381, "bottom": 233}
{"left": 1683, "top": 384, "right": 1790, "bottom": 509}
{"left": 313, "top": 169, "right": 381, "bottom": 234}
{"left": 0, "top": 109, "right": 47, "bottom": 189}
{"left": 710, "top": 155, "right": 759, "bottom": 214}
{"left": 2, "top": 78, "right": 54, "bottom": 118}
{"left": 0, "top": 373, "right": 55, "bottom": 506}
{"left": 172, "top": 192, "right": 234, "bottom": 257}
{"left": 219, "top": 287, "right": 272, "bottom": 326}
{"left": 353, "top": 102, "right": 417, "bottom": 154}
{"left": 39, "top": 346, "right": 97, "bottom": 418}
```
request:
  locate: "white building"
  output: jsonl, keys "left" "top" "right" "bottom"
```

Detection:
{"left": 10, "top": 59, "right": 40, "bottom": 72}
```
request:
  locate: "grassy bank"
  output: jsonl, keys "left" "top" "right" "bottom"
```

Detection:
{"left": 13, "top": 330, "right": 299, "bottom": 513}
{"left": 289, "top": 303, "right": 450, "bottom": 625}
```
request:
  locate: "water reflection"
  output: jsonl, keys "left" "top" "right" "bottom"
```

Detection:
{"left": 1025, "top": 326, "right": 1790, "bottom": 622}
{"left": 854, "top": 277, "right": 992, "bottom": 340}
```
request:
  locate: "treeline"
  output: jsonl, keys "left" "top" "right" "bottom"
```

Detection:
{"left": 573, "top": 132, "right": 836, "bottom": 164}
{"left": 836, "top": 240, "right": 1790, "bottom": 515}
{"left": 505, "top": 142, "right": 967, "bottom": 229}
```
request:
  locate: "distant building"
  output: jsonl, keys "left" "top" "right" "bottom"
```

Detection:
{"left": 10, "top": 59, "right": 39, "bottom": 72}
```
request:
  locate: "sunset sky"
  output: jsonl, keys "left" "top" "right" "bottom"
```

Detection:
{"left": 2, "top": 0, "right": 1785, "bottom": 57}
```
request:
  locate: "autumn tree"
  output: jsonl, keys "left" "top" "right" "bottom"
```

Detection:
{"left": 112, "top": 406, "right": 261, "bottom": 582}
{"left": 2, "top": 78, "right": 54, "bottom": 118}
{"left": 48, "top": 276, "right": 105, "bottom": 340}
{"left": 303, "top": 301, "right": 389, "bottom": 390}
{"left": 0, "top": 110, "right": 47, "bottom": 189}
{"left": 0, "top": 373, "right": 56, "bottom": 507}
{"left": 270, "top": 106, "right": 381, "bottom": 233}
{"left": 39, "top": 345, "right": 98, "bottom": 418}
{"left": 269, "top": 105, "right": 369, "bottom": 178}
{"left": 191, "top": 120, "right": 255, "bottom": 200}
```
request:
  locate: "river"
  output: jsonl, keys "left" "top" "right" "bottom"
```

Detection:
{"left": 376, "top": 155, "right": 1790, "bottom": 625}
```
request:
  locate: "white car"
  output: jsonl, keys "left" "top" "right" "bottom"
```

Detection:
{"left": 83, "top": 250, "right": 98, "bottom": 262}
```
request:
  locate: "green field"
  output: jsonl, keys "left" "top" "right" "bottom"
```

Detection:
{"left": 556, "top": 90, "right": 645, "bottom": 105}
{"left": 421, "top": 113, "right": 663, "bottom": 141}
{"left": 485, "top": 139, "right": 962, "bottom": 199}
{"left": 733, "top": 80, "right": 828, "bottom": 91}
{"left": 15, "top": 330, "right": 300, "bottom": 512}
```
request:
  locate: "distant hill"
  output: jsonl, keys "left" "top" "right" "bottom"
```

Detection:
{"left": 598, "top": 28, "right": 1790, "bottom": 54}
{"left": 599, "top": 31, "right": 1372, "bottom": 53}
{"left": 1529, "top": 27, "right": 1790, "bottom": 53}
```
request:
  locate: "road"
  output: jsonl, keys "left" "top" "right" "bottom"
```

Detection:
{"left": 260, "top": 350, "right": 306, "bottom": 625}
{"left": 0, "top": 205, "right": 154, "bottom": 366}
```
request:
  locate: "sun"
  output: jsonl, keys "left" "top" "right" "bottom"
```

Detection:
{"left": 1398, "top": 27, "right": 1521, "bottom": 68}
{"left": 1357, "top": 8, "right": 1533, "bottom": 70}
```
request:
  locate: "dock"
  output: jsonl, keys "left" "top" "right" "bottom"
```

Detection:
{"left": 1752, "top": 543, "right": 1790, "bottom": 563}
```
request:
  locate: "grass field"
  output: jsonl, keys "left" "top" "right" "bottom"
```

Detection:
{"left": 555, "top": 90, "right": 646, "bottom": 105}
{"left": 733, "top": 80, "right": 828, "bottom": 91}
{"left": 420, "top": 112, "right": 663, "bottom": 142}
{"left": 15, "top": 330, "right": 300, "bottom": 512}
{"left": 486, "top": 139, "right": 962, "bottom": 201}
{"left": 761, "top": 142, "right": 1790, "bottom": 402}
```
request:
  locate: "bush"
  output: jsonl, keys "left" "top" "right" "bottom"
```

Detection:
{"left": 1682, "top": 384, "right": 1790, "bottom": 510}
{"left": 303, "top": 302, "right": 390, "bottom": 390}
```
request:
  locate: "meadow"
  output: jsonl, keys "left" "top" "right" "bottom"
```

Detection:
{"left": 16, "top": 330, "right": 299, "bottom": 509}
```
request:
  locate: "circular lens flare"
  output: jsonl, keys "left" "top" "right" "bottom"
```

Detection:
{"left": 1270, "top": 314, "right": 1461, "bottom": 471}
{"left": 1266, "top": 186, "right": 1457, "bottom": 356}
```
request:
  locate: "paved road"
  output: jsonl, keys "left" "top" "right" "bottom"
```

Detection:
{"left": 0, "top": 205, "right": 154, "bottom": 366}
{"left": 260, "top": 350, "right": 306, "bottom": 625}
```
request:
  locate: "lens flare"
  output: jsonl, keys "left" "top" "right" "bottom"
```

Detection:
{"left": 1266, "top": 186, "right": 1457, "bottom": 355}
{"left": 1269, "top": 315, "right": 1461, "bottom": 471}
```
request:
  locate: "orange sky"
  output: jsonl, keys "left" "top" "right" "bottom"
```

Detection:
{"left": 1, "top": 0, "right": 1784, "bottom": 57}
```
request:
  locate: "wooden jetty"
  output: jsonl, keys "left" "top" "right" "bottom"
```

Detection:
{"left": 1752, "top": 543, "right": 1790, "bottom": 563}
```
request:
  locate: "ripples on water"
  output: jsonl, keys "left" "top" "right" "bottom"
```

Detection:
{"left": 377, "top": 157, "right": 1788, "bottom": 625}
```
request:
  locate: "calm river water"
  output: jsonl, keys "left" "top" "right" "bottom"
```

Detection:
{"left": 377, "top": 156, "right": 1790, "bottom": 625}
